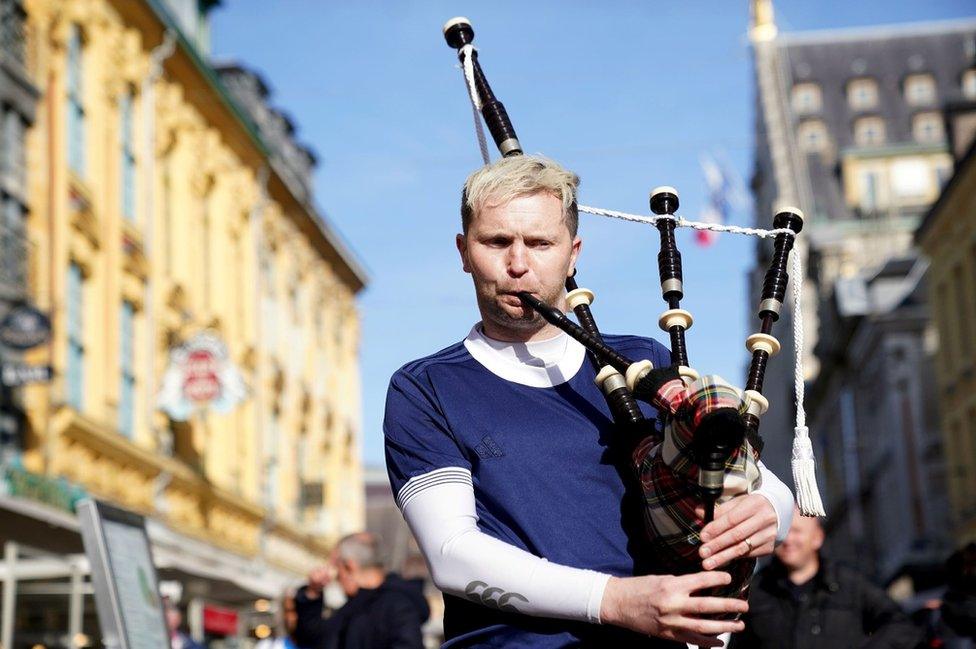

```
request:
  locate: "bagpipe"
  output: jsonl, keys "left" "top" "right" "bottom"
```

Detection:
{"left": 442, "top": 17, "right": 824, "bottom": 600}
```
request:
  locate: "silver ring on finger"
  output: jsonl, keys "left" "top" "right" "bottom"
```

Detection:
{"left": 744, "top": 537, "right": 754, "bottom": 551}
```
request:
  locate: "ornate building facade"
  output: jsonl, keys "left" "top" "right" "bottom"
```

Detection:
{"left": 1, "top": 0, "right": 367, "bottom": 642}
{"left": 748, "top": 0, "right": 973, "bottom": 589}
{"left": 917, "top": 127, "right": 976, "bottom": 547}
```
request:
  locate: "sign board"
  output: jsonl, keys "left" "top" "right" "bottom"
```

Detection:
{"left": 77, "top": 499, "right": 170, "bottom": 649}
{"left": 157, "top": 331, "right": 247, "bottom": 421}
{"left": 0, "top": 362, "right": 53, "bottom": 387}
{"left": 0, "top": 303, "right": 52, "bottom": 350}
{"left": 202, "top": 604, "right": 238, "bottom": 635}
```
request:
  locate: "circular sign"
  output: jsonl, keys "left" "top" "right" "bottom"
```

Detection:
{"left": 0, "top": 303, "right": 52, "bottom": 350}
{"left": 182, "top": 349, "right": 220, "bottom": 402}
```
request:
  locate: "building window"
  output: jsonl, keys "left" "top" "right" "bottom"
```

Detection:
{"left": 860, "top": 169, "right": 881, "bottom": 213}
{"left": 853, "top": 117, "right": 886, "bottom": 147}
{"left": 956, "top": 263, "right": 974, "bottom": 360}
{"left": 119, "top": 301, "right": 136, "bottom": 438}
{"left": 936, "top": 161, "right": 952, "bottom": 188}
{"left": 891, "top": 158, "right": 930, "bottom": 200}
{"left": 847, "top": 77, "right": 878, "bottom": 111}
{"left": 912, "top": 112, "right": 944, "bottom": 144}
{"left": 904, "top": 73, "right": 936, "bottom": 106}
{"left": 289, "top": 282, "right": 300, "bottom": 325}
{"left": 0, "top": 0, "right": 27, "bottom": 65}
{"left": 792, "top": 83, "right": 822, "bottom": 115}
{"left": 1, "top": 194, "right": 26, "bottom": 287}
{"left": 2, "top": 109, "right": 26, "bottom": 195}
{"left": 67, "top": 263, "right": 85, "bottom": 411}
{"left": 266, "top": 409, "right": 280, "bottom": 509}
{"left": 67, "top": 24, "right": 86, "bottom": 176}
{"left": 797, "top": 119, "right": 828, "bottom": 153}
{"left": 120, "top": 89, "right": 136, "bottom": 220}
{"left": 964, "top": 69, "right": 976, "bottom": 100}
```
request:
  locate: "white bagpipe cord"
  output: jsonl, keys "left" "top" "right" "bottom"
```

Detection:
{"left": 459, "top": 45, "right": 492, "bottom": 165}
{"left": 456, "top": 52, "right": 825, "bottom": 515}
{"left": 790, "top": 252, "right": 825, "bottom": 516}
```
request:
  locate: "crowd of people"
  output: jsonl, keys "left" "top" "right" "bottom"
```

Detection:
{"left": 228, "top": 524, "right": 973, "bottom": 649}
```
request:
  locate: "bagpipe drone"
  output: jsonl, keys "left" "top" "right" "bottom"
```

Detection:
{"left": 442, "top": 17, "right": 825, "bottom": 602}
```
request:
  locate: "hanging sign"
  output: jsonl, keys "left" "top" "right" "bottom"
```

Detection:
{"left": 0, "top": 362, "right": 53, "bottom": 387}
{"left": 0, "top": 303, "right": 52, "bottom": 350}
{"left": 156, "top": 332, "right": 247, "bottom": 421}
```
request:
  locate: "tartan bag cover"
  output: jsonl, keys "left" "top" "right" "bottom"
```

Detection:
{"left": 633, "top": 374, "right": 761, "bottom": 600}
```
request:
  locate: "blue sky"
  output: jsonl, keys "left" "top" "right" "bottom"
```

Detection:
{"left": 209, "top": 1, "right": 975, "bottom": 467}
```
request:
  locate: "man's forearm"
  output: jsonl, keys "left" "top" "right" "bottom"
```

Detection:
{"left": 754, "top": 460, "right": 794, "bottom": 542}
{"left": 400, "top": 470, "right": 608, "bottom": 623}
{"left": 293, "top": 586, "right": 331, "bottom": 649}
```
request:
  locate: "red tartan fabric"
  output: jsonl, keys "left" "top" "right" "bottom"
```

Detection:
{"left": 633, "top": 375, "right": 761, "bottom": 602}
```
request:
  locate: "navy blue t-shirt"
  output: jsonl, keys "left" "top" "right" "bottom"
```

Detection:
{"left": 384, "top": 331, "right": 682, "bottom": 648}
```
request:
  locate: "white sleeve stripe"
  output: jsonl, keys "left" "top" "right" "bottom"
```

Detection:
{"left": 396, "top": 466, "right": 472, "bottom": 509}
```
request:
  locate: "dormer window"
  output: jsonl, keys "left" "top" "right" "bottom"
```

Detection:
{"left": 854, "top": 117, "right": 886, "bottom": 147}
{"left": 904, "top": 73, "right": 936, "bottom": 106}
{"left": 847, "top": 78, "right": 878, "bottom": 111}
{"left": 792, "top": 83, "right": 822, "bottom": 115}
{"left": 797, "top": 119, "right": 829, "bottom": 153}
{"left": 912, "top": 112, "right": 944, "bottom": 144}
{"left": 963, "top": 69, "right": 976, "bottom": 100}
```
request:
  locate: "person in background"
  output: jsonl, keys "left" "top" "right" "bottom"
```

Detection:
{"left": 294, "top": 532, "right": 428, "bottom": 649}
{"left": 939, "top": 542, "right": 976, "bottom": 646}
{"left": 730, "top": 509, "right": 921, "bottom": 648}
{"left": 256, "top": 590, "right": 302, "bottom": 649}
{"left": 164, "top": 595, "right": 205, "bottom": 649}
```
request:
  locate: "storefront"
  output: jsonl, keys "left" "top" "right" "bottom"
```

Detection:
{"left": 0, "top": 464, "right": 302, "bottom": 648}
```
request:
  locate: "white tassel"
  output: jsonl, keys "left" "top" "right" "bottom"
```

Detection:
{"left": 791, "top": 426, "right": 825, "bottom": 516}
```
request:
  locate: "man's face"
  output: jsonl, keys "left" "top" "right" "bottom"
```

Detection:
{"left": 775, "top": 513, "right": 824, "bottom": 571}
{"left": 457, "top": 191, "right": 581, "bottom": 341}
{"left": 333, "top": 554, "right": 359, "bottom": 598}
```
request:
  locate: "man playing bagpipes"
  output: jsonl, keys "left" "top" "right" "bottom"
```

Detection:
{"left": 383, "top": 154, "right": 795, "bottom": 648}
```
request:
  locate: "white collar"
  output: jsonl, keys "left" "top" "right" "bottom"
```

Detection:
{"left": 463, "top": 323, "right": 586, "bottom": 388}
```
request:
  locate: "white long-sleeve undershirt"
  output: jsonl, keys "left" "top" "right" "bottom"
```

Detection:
{"left": 400, "top": 463, "right": 793, "bottom": 625}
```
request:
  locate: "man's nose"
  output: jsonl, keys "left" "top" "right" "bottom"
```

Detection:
{"left": 506, "top": 242, "right": 529, "bottom": 277}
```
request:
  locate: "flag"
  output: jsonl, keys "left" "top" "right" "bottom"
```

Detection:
{"left": 696, "top": 154, "right": 732, "bottom": 247}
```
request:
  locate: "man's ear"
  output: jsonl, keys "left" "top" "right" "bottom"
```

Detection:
{"left": 567, "top": 236, "right": 582, "bottom": 277}
{"left": 457, "top": 233, "right": 471, "bottom": 273}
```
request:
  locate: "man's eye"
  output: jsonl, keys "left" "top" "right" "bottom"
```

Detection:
{"left": 528, "top": 240, "right": 552, "bottom": 248}
{"left": 487, "top": 238, "right": 509, "bottom": 247}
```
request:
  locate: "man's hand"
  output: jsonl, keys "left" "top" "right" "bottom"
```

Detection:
{"left": 305, "top": 564, "right": 335, "bottom": 598}
{"left": 600, "top": 572, "right": 748, "bottom": 646}
{"left": 699, "top": 493, "right": 778, "bottom": 570}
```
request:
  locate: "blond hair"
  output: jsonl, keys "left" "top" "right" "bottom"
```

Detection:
{"left": 461, "top": 155, "right": 580, "bottom": 235}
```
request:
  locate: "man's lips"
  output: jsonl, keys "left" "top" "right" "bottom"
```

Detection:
{"left": 498, "top": 292, "right": 535, "bottom": 304}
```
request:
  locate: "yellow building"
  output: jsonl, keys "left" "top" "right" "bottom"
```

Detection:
{"left": 4, "top": 0, "right": 367, "bottom": 637}
{"left": 917, "top": 137, "right": 976, "bottom": 545}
